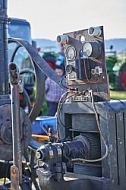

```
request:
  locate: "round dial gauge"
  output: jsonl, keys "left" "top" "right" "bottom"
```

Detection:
{"left": 66, "top": 45, "right": 76, "bottom": 59}
{"left": 83, "top": 42, "right": 92, "bottom": 57}
{"left": 83, "top": 42, "right": 101, "bottom": 58}
{"left": 66, "top": 64, "right": 73, "bottom": 74}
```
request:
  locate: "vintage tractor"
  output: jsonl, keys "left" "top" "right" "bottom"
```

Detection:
{"left": 0, "top": 0, "right": 65, "bottom": 189}
{"left": 106, "top": 46, "right": 126, "bottom": 90}
{"left": 8, "top": 17, "right": 39, "bottom": 111}
{"left": 1, "top": 1, "right": 126, "bottom": 190}
{"left": 8, "top": 17, "right": 58, "bottom": 109}
{"left": 36, "top": 27, "right": 126, "bottom": 190}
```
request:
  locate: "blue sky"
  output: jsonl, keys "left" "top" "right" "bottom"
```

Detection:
{"left": 8, "top": 0, "right": 126, "bottom": 40}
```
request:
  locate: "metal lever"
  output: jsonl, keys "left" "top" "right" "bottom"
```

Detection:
{"left": 9, "top": 62, "right": 22, "bottom": 189}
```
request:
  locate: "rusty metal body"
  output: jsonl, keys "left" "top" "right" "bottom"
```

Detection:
{"left": 0, "top": 0, "right": 65, "bottom": 189}
{"left": 37, "top": 99, "right": 126, "bottom": 190}
{"left": 0, "top": 1, "right": 126, "bottom": 190}
{"left": 0, "top": 0, "right": 40, "bottom": 189}
{"left": 9, "top": 63, "right": 25, "bottom": 185}
{"left": 36, "top": 27, "right": 126, "bottom": 190}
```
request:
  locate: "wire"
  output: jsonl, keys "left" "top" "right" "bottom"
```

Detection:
{"left": 89, "top": 57, "right": 102, "bottom": 64}
{"left": 71, "top": 90, "right": 109, "bottom": 163}
{"left": 56, "top": 88, "right": 92, "bottom": 128}
{"left": 56, "top": 89, "right": 109, "bottom": 163}
{"left": 56, "top": 91, "right": 75, "bottom": 131}
{"left": 56, "top": 91, "right": 69, "bottom": 128}
{"left": 83, "top": 59, "right": 99, "bottom": 84}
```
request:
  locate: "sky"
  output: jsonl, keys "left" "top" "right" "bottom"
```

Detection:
{"left": 8, "top": 0, "right": 126, "bottom": 40}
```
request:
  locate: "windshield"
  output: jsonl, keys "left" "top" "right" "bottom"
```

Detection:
{"left": 8, "top": 18, "right": 31, "bottom": 43}
{"left": 8, "top": 18, "right": 34, "bottom": 87}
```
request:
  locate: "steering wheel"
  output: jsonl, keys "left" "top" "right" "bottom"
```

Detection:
{"left": 19, "top": 68, "right": 36, "bottom": 114}
{"left": 8, "top": 39, "right": 45, "bottom": 123}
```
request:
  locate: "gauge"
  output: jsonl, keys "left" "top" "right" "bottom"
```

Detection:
{"left": 66, "top": 45, "right": 76, "bottom": 59}
{"left": 83, "top": 42, "right": 92, "bottom": 57}
{"left": 66, "top": 64, "right": 73, "bottom": 74}
{"left": 83, "top": 42, "right": 101, "bottom": 58}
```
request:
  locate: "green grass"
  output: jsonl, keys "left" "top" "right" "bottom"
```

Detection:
{"left": 110, "top": 90, "right": 126, "bottom": 100}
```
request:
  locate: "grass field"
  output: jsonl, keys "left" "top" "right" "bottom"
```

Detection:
{"left": 110, "top": 90, "right": 126, "bottom": 100}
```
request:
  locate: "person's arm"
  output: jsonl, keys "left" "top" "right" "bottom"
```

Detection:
{"left": 45, "top": 78, "right": 50, "bottom": 93}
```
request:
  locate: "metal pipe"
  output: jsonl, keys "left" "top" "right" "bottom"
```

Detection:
{"left": 0, "top": 0, "right": 9, "bottom": 94}
{"left": 9, "top": 62, "right": 22, "bottom": 184}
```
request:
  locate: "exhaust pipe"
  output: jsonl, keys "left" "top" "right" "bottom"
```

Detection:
{"left": 0, "top": 0, "right": 9, "bottom": 94}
